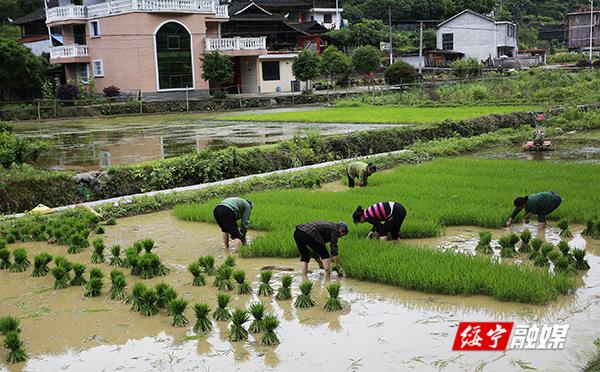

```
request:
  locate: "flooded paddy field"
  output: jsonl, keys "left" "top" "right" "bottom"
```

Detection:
{"left": 2, "top": 211, "right": 600, "bottom": 372}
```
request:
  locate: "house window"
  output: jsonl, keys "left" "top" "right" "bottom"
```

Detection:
{"left": 262, "top": 61, "right": 280, "bottom": 81}
{"left": 73, "top": 24, "right": 86, "bottom": 45}
{"left": 442, "top": 33, "right": 453, "bottom": 50}
{"left": 90, "top": 20, "right": 100, "bottom": 37}
{"left": 155, "top": 22, "right": 193, "bottom": 90}
{"left": 76, "top": 63, "right": 89, "bottom": 83}
{"left": 167, "top": 35, "right": 180, "bottom": 50}
{"left": 323, "top": 14, "right": 332, "bottom": 24}
{"left": 506, "top": 24, "right": 515, "bottom": 38}
{"left": 92, "top": 59, "right": 104, "bottom": 77}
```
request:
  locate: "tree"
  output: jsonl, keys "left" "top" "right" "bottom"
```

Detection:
{"left": 320, "top": 46, "right": 352, "bottom": 86}
{"left": 385, "top": 61, "right": 416, "bottom": 85}
{"left": 352, "top": 45, "right": 381, "bottom": 75}
{"left": 0, "top": 122, "right": 47, "bottom": 168}
{"left": 200, "top": 51, "right": 234, "bottom": 97}
{"left": 325, "top": 29, "right": 353, "bottom": 52}
{"left": 349, "top": 19, "right": 386, "bottom": 47}
{"left": 0, "top": 37, "right": 45, "bottom": 101}
{"left": 292, "top": 50, "right": 320, "bottom": 93}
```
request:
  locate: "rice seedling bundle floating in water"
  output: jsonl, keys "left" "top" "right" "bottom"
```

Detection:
{"left": 155, "top": 283, "right": 177, "bottom": 309}
{"left": 136, "top": 253, "right": 169, "bottom": 279}
{"left": 32, "top": 252, "right": 53, "bottom": 277}
{"left": 3, "top": 331, "right": 27, "bottom": 364}
{"left": 498, "top": 236, "right": 515, "bottom": 258}
{"left": 138, "top": 288, "right": 159, "bottom": 316}
{"left": 531, "top": 238, "right": 543, "bottom": 252}
{"left": 0, "top": 316, "right": 20, "bottom": 335}
{"left": 558, "top": 241, "right": 570, "bottom": 256}
{"left": 248, "top": 302, "right": 265, "bottom": 334}
{"left": 132, "top": 241, "right": 144, "bottom": 254}
{"left": 141, "top": 239, "right": 154, "bottom": 253}
{"left": 108, "top": 270, "right": 128, "bottom": 300}
{"left": 213, "top": 292, "right": 231, "bottom": 321}
{"left": 557, "top": 219, "right": 573, "bottom": 238}
{"left": 260, "top": 315, "right": 280, "bottom": 346}
{"left": 0, "top": 248, "right": 11, "bottom": 269}
{"left": 582, "top": 219, "right": 595, "bottom": 236}
{"left": 534, "top": 255, "right": 549, "bottom": 267}
{"left": 123, "top": 247, "right": 139, "bottom": 271}
{"left": 67, "top": 233, "right": 88, "bottom": 254}
{"left": 519, "top": 230, "right": 532, "bottom": 253}
{"left": 294, "top": 281, "right": 315, "bottom": 308}
{"left": 541, "top": 243, "right": 554, "bottom": 257}
{"left": 188, "top": 262, "right": 206, "bottom": 286}
{"left": 228, "top": 308, "right": 249, "bottom": 342}
{"left": 10, "top": 248, "right": 30, "bottom": 272}
{"left": 128, "top": 283, "right": 148, "bottom": 312}
{"left": 193, "top": 303, "right": 212, "bottom": 334}
{"left": 199, "top": 255, "right": 215, "bottom": 275}
{"left": 223, "top": 256, "right": 236, "bottom": 267}
{"left": 553, "top": 256, "right": 575, "bottom": 274}
{"left": 84, "top": 277, "right": 103, "bottom": 297}
{"left": 167, "top": 298, "right": 189, "bottom": 327}
{"left": 476, "top": 231, "right": 493, "bottom": 254}
{"left": 0, "top": 239, "right": 6, "bottom": 249}
{"left": 509, "top": 233, "right": 520, "bottom": 248}
{"left": 324, "top": 282, "right": 343, "bottom": 312}
{"left": 70, "top": 263, "right": 87, "bottom": 286}
{"left": 275, "top": 275, "right": 293, "bottom": 301}
{"left": 572, "top": 249, "right": 590, "bottom": 270}
{"left": 96, "top": 226, "right": 105, "bottom": 234}
{"left": 213, "top": 265, "right": 234, "bottom": 292}
{"left": 91, "top": 239, "right": 106, "bottom": 264}
{"left": 232, "top": 270, "right": 251, "bottom": 294}
{"left": 51, "top": 266, "right": 70, "bottom": 290}
{"left": 258, "top": 270, "right": 274, "bottom": 296}
{"left": 547, "top": 250, "right": 561, "bottom": 262}
{"left": 109, "top": 245, "right": 124, "bottom": 267}
{"left": 105, "top": 218, "right": 117, "bottom": 226}
{"left": 89, "top": 267, "right": 104, "bottom": 280}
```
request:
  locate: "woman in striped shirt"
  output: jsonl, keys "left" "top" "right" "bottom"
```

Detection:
{"left": 352, "top": 202, "right": 407, "bottom": 241}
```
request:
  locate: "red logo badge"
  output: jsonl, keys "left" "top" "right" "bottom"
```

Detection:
{"left": 452, "top": 322, "right": 514, "bottom": 351}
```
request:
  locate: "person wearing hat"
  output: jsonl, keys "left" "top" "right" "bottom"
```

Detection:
{"left": 347, "top": 161, "right": 377, "bottom": 188}
{"left": 213, "top": 197, "right": 253, "bottom": 251}
{"left": 294, "top": 221, "right": 349, "bottom": 278}
{"left": 353, "top": 201, "right": 407, "bottom": 241}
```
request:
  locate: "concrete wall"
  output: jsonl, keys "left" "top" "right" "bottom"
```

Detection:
{"left": 307, "top": 10, "right": 342, "bottom": 30}
{"left": 240, "top": 56, "right": 258, "bottom": 93}
{"left": 437, "top": 12, "right": 496, "bottom": 62}
{"left": 258, "top": 55, "right": 296, "bottom": 93}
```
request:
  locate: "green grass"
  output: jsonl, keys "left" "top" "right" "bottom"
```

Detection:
{"left": 218, "top": 105, "right": 538, "bottom": 124}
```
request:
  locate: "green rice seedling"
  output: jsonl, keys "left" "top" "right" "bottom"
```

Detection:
{"left": 519, "top": 230, "right": 532, "bottom": 253}
{"left": 150, "top": 253, "right": 169, "bottom": 276}
{"left": 167, "top": 298, "right": 189, "bottom": 327}
{"left": 572, "top": 249, "right": 590, "bottom": 270}
{"left": 199, "top": 255, "right": 215, "bottom": 275}
{"left": 4, "top": 331, "right": 27, "bottom": 363}
{"left": 214, "top": 265, "right": 233, "bottom": 291}
{"left": 528, "top": 250, "right": 539, "bottom": 260}
{"left": 248, "top": 302, "right": 265, "bottom": 334}
{"left": 558, "top": 241, "right": 571, "bottom": 256}
{"left": 141, "top": 239, "right": 154, "bottom": 253}
{"left": 324, "top": 282, "right": 343, "bottom": 312}
{"left": 154, "top": 283, "right": 177, "bottom": 310}
{"left": 541, "top": 243, "right": 554, "bottom": 257}
{"left": 31, "top": 252, "right": 53, "bottom": 277}
{"left": 228, "top": 308, "right": 249, "bottom": 342}
{"left": 89, "top": 267, "right": 104, "bottom": 280}
{"left": 534, "top": 255, "right": 549, "bottom": 267}
{"left": 557, "top": 219, "right": 573, "bottom": 238}
{"left": 0, "top": 248, "right": 11, "bottom": 269}
{"left": 547, "top": 250, "right": 561, "bottom": 262}
{"left": 258, "top": 270, "right": 274, "bottom": 296}
{"left": 139, "top": 288, "right": 159, "bottom": 316}
{"left": 136, "top": 253, "right": 169, "bottom": 279}
{"left": 0, "top": 316, "right": 20, "bottom": 335}
{"left": 163, "top": 289, "right": 179, "bottom": 315}
{"left": 498, "top": 235, "right": 514, "bottom": 258}
{"left": 95, "top": 226, "right": 105, "bottom": 234}
{"left": 108, "top": 270, "right": 127, "bottom": 300}
{"left": 5, "top": 233, "right": 15, "bottom": 244}
{"left": 582, "top": 219, "right": 595, "bottom": 236}
{"left": 0, "top": 239, "right": 5, "bottom": 249}
{"left": 68, "top": 233, "right": 88, "bottom": 254}
{"left": 223, "top": 256, "right": 236, "bottom": 267}
{"left": 84, "top": 277, "right": 103, "bottom": 297}
{"left": 188, "top": 262, "right": 206, "bottom": 286}
{"left": 193, "top": 303, "right": 212, "bottom": 334}
{"left": 260, "top": 315, "right": 280, "bottom": 346}
{"left": 128, "top": 283, "right": 147, "bottom": 312}
{"left": 91, "top": 239, "right": 106, "bottom": 264}
{"left": 54, "top": 255, "right": 72, "bottom": 270}
{"left": 294, "top": 281, "right": 315, "bottom": 308}
{"left": 105, "top": 218, "right": 117, "bottom": 226}
{"left": 70, "top": 263, "right": 87, "bottom": 286}
{"left": 508, "top": 233, "right": 520, "bottom": 249}
{"left": 213, "top": 292, "right": 231, "bottom": 321}
{"left": 531, "top": 238, "right": 543, "bottom": 252}
{"left": 232, "top": 270, "right": 251, "bottom": 294}
{"left": 11, "top": 248, "right": 30, "bottom": 272}
{"left": 554, "top": 256, "right": 575, "bottom": 274}
{"left": 275, "top": 275, "right": 293, "bottom": 301}
{"left": 475, "top": 231, "right": 493, "bottom": 254}
{"left": 132, "top": 241, "right": 144, "bottom": 254}
{"left": 109, "top": 245, "right": 123, "bottom": 267}
{"left": 123, "top": 247, "right": 138, "bottom": 271}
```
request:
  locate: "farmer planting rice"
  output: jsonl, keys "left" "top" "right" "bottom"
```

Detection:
{"left": 213, "top": 197, "right": 253, "bottom": 252}
{"left": 505, "top": 192, "right": 562, "bottom": 233}
{"left": 353, "top": 202, "right": 407, "bottom": 241}
{"left": 294, "top": 221, "right": 349, "bottom": 278}
{"left": 346, "top": 161, "right": 377, "bottom": 188}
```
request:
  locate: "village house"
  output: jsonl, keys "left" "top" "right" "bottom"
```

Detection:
{"left": 567, "top": 7, "right": 600, "bottom": 51}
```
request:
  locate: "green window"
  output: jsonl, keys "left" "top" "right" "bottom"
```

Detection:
{"left": 155, "top": 22, "right": 193, "bottom": 90}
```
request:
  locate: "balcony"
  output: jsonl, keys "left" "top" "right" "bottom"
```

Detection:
{"left": 45, "top": 5, "right": 87, "bottom": 24}
{"left": 50, "top": 45, "right": 89, "bottom": 62}
{"left": 205, "top": 37, "right": 267, "bottom": 52}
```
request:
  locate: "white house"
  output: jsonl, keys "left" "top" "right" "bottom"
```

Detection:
{"left": 436, "top": 10, "right": 518, "bottom": 62}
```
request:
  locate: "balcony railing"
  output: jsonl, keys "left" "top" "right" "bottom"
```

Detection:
{"left": 47, "top": 0, "right": 228, "bottom": 23}
{"left": 50, "top": 45, "right": 89, "bottom": 59}
{"left": 205, "top": 37, "right": 267, "bottom": 51}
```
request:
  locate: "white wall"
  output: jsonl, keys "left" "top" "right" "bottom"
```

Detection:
{"left": 397, "top": 55, "right": 424, "bottom": 68}
{"left": 307, "top": 9, "right": 342, "bottom": 30}
{"left": 437, "top": 12, "right": 496, "bottom": 62}
{"left": 23, "top": 39, "right": 52, "bottom": 56}
{"left": 258, "top": 56, "right": 296, "bottom": 93}
{"left": 495, "top": 23, "right": 518, "bottom": 49}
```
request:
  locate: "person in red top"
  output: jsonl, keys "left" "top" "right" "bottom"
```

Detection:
{"left": 352, "top": 202, "right": 407, "bottom": 241}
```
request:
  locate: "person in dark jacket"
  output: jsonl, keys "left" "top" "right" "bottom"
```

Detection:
{"left": 294, "top": 221, "right": 348, "bottom": 278}
{"left": 506, "top": 191, "right": 562, "bottom": 233}
{"left": 213, "top": 197, "right": 253, "bottom": 251}
{"left": 352, "top": 202, "right": 407, "bottom": 241}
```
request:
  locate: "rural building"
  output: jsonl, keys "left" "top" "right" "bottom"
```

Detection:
{"left": 567, "top": 8, "right": 600, "bottom": 51}
{"left": 14, "top": 7, "right": 55, "bottom": 57}
{"left": 538, "top": 23, "right": 567, "bottom": 43}
{"left": 436, "top": 9, "right": 518, "bottom": 63}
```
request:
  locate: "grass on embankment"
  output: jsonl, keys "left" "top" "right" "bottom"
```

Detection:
{"left": 218, "top": 105, "right": 539, "bottom": 124}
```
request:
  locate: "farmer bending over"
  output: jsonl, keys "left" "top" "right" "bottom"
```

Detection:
{"left": 294, "top": 221, "right": 348, "bottom": 279}
{"left": 353, "top": 202, "right": 407, "bottom": 241}
{"left": 505, "top": 191, "right": 562, "bottom": 233}
{"left": 347, "top": 161, "right": 377, "bottom": 188}
{"left": 213, "top": 197, "right": 253, "bottom": 252}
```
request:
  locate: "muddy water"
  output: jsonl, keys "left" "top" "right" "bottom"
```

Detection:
{"left": 476, "top": 143, "right": 600, "bottom": 163}
{"left": 1, "top": 211, "right": 600, "bottom": 371}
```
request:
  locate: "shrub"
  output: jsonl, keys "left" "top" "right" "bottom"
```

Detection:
{"left": 103, "top": 85, "right": 121, "bottom": 98}
{"left": 384, "top": 61, "right": 416, "bottom": 85}
{"left": 352, "top": 45, "right": 381, "bottom": 75}
{"left": 449, "top": 58, "right": 483, "bottom": 78}
{"left": 56, "top": 83, "right": 78, "bottom": 101}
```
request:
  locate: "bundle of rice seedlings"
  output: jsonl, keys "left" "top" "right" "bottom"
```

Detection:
{"left": 139, "top": 288, "right": 159, "bottom": 316}
{"left": 0, "top": 248, "right": 11, "bottom": 269}
{"left": 509, "top": 233, "right": 520, "bottom": 249}
{"left": 155, "top": 283, "right": 177, "bottom": 309}
{"left": 109, "top": 245, "right": 123, "bottom": 267}
{"left": 95, "top": 226, "right": 105, "bottom": 234}
{"left": 528, "top": 250, "right": 539, "bottom": 260}
{"left": 132, "top": 241, "right": 144, "bottom": 254}
{"left": 51, "top": 266, "right": 70, "bottom": 289}
{"left": 84, "top": 277, "right": 103, "bottom": 297}
{"left": 258, "top": 270, "right": 274, "bottom": 296}
{"left": 519, "top": 230, "right": 532, "bottom": 253}
{"left": 127, "top": 283, "right": 147, "bottom": 312}
{"left": 260, "top": 315, "right": 280, "bottom": 346}
{"left": 10, "top": 248, "right": 30, "bottom": 272}
{"left": 124, "top": 247, "right": 139, "bottom": 272}
{"left": 582, "top": 219, "right": 595, "bottom": 236}
{"left": 223, "top": 256, "right": 236, "bottom": 267}
{"left": 294, "top": 281, "right": 315, "bottom": 308}
{"left": 199, "top": 255, "right": 215, "bottom": 275}
{"left": 324, "top": 282, "right": 343, "bottom": 312}
{"left": 572, "top": 249, "right": 590, "bottom": 270}
{"left": 534, "top": 255, "right": 549, "bottom": 267}
{"left": 5, "top": 233, "right": 16, "bottom": 244}
{"left": 531, "top": 238, "right": 543, "bottom": 252}
{"left": 188, "top": 262, "right": 206, "bottom": 286}
{"left": 91, "top": 239, "right": 106, "bottom": 264}
{"left": 232, "top": 270, "right": 251, "bottom": 294}
{"left": 167, "top": 298, "right": 189, "bottom": 327}
{"left": 213, "top": 292, "right": 231, "bottom": 321}
{"left": 498, "top": 236, "right": 514, "bottom": 258}
{"left": 70, "top": 263, "right": 87, "bottom": 286}
{"left": 31, "top": 252, "right": 53, "bottom": 277}
{"left": 138, "top": 253, "right": 169, "bottom": 279}
{"left": 214, "top": 265, "right": 233, "bottom": 291}
{"left": 67, "top": 233, "right": 87, "bottom": 254}
{"left": 0, "top": 316, "right": 20, "bottom": 335}
{"left": 558, "top": 241, "right": 570, "bottom": 256}
{"left": 108, "top": 270, "right": 127, "bottom": 300}
{"left": 541, "top": 243, "right": 554, "bottom": 257}
{"left": 557, "top": 219, "right": 573, "bottom": 238}
{"left": 553, "top": 256, "right": 574, "bottom": 274}
{"left": 475, "top": 231, "right": 493, "bottom": 254}
{"left": 228, "top": 308, "right": 249, "bottom": 342}
{"left": 547, "top": 250, "right": 561, "bottom": 261}
{"left": 54, "top": 255, "right": 72, "bottom": 269}
{"left": 275, "top": 275, "right": 293, "bottom": 301}
{"left": 193, "top": 303, "right": 212, "bottom": 334}
{"left": 105, "top": 218, "right": 117, "bottom": 226}
{"left": 0, "top": 239, "right": 6, "bottom": 249}
{"left": 89, "top": 267, "right": 104, "bottom": 280}
{"left": 4, "top": 331, "right": 27, "bottom": 363}
{"left": 141, "top": 239, "right": 154, "bottom": 253}
{"left": 248, "top": 302, "right": 265, "bottom": 334}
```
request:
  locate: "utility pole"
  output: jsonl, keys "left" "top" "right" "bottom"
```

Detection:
{"left": 591, "top": 0, "right": 595, "bottom": 67}
{"left": 418, "top": 21, "right": 423, "bottom": 75}
{"left": 389, "top": 7, "right": 393, "bottom": 65}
